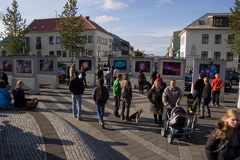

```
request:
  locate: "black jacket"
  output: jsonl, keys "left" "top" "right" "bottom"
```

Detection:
{"left": 205, "top": 121, "right": 240, "bottom": 160}
{"left": 92, "top": 85, "right": 109, "bottom": 105}
{"left": 194, "top": 79, "right": 205, "bottom": 93}
{"left": 12, "top": 88, "right": 30, "bottom": 108}
{"left": 1, "top": 72, "right": 9, "bottom": 86}
{"left": 97, "top": 70, "right": 103, "bottom": 79}
{"left": 202, "top": 83, "right": 212, "bottom": 104}
{"left": 69, "top": 77, "right": 85, "bottom": 95}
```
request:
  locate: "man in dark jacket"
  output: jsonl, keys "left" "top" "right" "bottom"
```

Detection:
{"left": 92, "top": 78, "right": 109, "bottom": 129}
{"left": 0, "top": 69, "right": 9, "bottom": 86}
{"left": 69, "top": 71, "right": 85, "bottom": 120}
{"left": 193, "top": 73, "right": 205, "bottom": 104}
{"left": 97, "top": 66, "right": 104, "bottom": 79}
{"left": 199, "top": 77, "right": 212, "bottom": 119}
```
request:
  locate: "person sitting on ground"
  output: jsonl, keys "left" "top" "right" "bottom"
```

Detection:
{"left": 12, "top": 80, "right": 38, "bottom": 109}
{"left": 0, "top": 80, "right": 12, "bottom": 108}
{"left": 185, "top": 93, "right": 200, "bottom": 130}
{"left": 205, "top": 109, "right": 240, "bottom": 160}
{"left": 0, "top": 69, "right": 9, "bottom": 86}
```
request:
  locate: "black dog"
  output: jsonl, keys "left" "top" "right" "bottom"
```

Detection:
{"left": 129, "top": 108, "right": 143, "bottom": 123}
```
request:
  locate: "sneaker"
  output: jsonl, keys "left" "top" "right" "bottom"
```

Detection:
{"left": 206, "top": 115, "right": 211, "bottom": 118}
{"left": 78, "top": 118, "right": 82, "bottom": 121}
{"left": 100, "top": 123, "right": 105, "bottom": 129}
{"left": 199, "top": 116, "right": 204, "bottom": 119}
{"left": 73, "top": 115, "right": 77, "bottom": 118}
{"left": 114, "top": 114, "right": 120, "bottom": 118}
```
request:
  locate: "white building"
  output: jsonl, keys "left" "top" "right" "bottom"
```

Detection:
{"left": 25, "top": 16, "right": 113, "bottom": 66}
{"left": 179, "top": 13, "right": 239, "bottom": 70}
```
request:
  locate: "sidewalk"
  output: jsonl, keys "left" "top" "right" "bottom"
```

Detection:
{"left": 0, "top": 84, "right": 239, "bottom": 160}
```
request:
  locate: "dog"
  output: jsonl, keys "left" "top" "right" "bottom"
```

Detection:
{"left": 129, "top": 108, "right": 143, "bottom": 123}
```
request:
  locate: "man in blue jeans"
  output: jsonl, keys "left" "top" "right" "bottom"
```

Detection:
{"left": 69, "top": 71, "right": 85, "bottom": 120}
{"left": 92, "top": 78, "right": 109, "bottom": 129}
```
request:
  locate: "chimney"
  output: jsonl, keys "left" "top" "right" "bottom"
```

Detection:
{"left": 86, "top": 16, "right": 90, "bottom": 20}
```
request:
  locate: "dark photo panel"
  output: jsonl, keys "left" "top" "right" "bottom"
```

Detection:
{"left": 135, "top": 61, "right": 150, "bottom": 72}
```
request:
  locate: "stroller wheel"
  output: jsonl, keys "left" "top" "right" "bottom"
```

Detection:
{"left": 167, "top": 134, "right": 174, "bottom": 144}
{"left": 161, "top": 127, "right": 166, "bottom": 137}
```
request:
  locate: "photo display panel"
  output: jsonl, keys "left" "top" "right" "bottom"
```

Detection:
{"left": 199, "top": 64, "right": 220, "bottom": 79}
{"left": 114, "top": 60, "right": 126, "bottom": 70}
{"left": 135, "top": 61, "right": 150, "bottom": 72}
{"left": 3, "top": 60, "right": 12, "bottom": 72}
{"left": 162, "top": 61, "right": 181, "bottom": 76}
{"left": 79, "top": 60, "right": 92, "bottom": 71}
{"left": 40, "top": 60, "right": 53, "bottom": 71}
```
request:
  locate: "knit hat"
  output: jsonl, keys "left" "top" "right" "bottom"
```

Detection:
{"left": 154, "top": 78, "right": 163, "bottom": 86}
{"left": 187, "top": 93, "right": 193, "bottom": 99}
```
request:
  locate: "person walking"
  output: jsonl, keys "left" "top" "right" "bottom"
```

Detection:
{"left": 105, "top": 67, "right": 112, "bottom": 90}
{"left": 92, "top": 78, "right": 109, "bottom": 129}
{"left": 97, "top": 66, "right": 104, "bottom": 79}
{"left": 69, "top": 64, "right": 76, "bottom": 81}
{"left": 150, "top": 66, "right": 158, "bottom": 85}
{"left": 0, "top": 81, "right": 12, "bottom": 108}
{"left": 147, "top": 78, "right": 164, "bottom": 125}
{"left": 113, "top": 73, "right": 122, "bottom": 117}
{"left": 193, "top": 73, "right": 205, "bottom": 104}
{"left": 138, "top": 69, "right": 145, "bottom": 94}
{"left": 0, "top": 69, "right": 9, "bottom": 86}
{"left": 81, "top": 66, "right": 87, "bottom": 88}
{"left": 205, "top": 109, "right": 240, "bottom": 160}
{"left": 69, "top": 71, "right": 85, "bottom": 120}
{"left": 66, "top": 66, "right": 70, "bottom": 86}
{"left": 199, "top": 77, "right": 212, "bottom": 119}
{"left": 211, "top": 73, "right": 223, "bottom": 106}
{"left": 162, "top": 80, "right": 182, "bottom": 117}
{"left": 120, "top": 73, "right": 132, "bottom": 121}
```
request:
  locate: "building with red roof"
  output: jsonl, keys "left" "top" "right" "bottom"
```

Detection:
{"left": 25, "top": 16, "right": 113, "bottom": 66}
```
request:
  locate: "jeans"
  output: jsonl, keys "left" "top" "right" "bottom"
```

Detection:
{"left": 72, "top": 94, "right": 82, "bottom": 119}
{"left": 114, "top": 96, "right": 121, "bottom": 116}
{"left": 186, "top": 114, "right": 198, "bottom": 130}
{"left": 96, "top": 104, "right": 105, "bottom": 124}
{"left": 81, "top": 76, "right": 87, "bottom": 88}
{"left": 121, "top": 98, "right": 131, "bottom": 119}
{"left": 201, "top": 103, "right": 211, "bottom": 117}
{"left": 106, "top": 79, "right": 111, "bottom": 90}
{"left": 193, "top": 91, "right": 202, "bottom": 104}
{"left": 212, "top": 91, "right": 220, "bottom": 105}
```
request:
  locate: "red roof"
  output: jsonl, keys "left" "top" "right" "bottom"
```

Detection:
{"left": 28, "top": 16, "right": 110, "bottom": 35}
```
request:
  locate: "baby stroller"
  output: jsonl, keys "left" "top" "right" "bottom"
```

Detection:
{"left": 161, "top": 106, "right": 187, "bottom": 144}
{"left": 143, "top": 80, "right": 152, "bottom": 91}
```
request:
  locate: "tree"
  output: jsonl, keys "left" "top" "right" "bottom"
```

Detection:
{"left": 0, "top": 0, "right": 28, "bottom": 55}
{"left": 229, "top": 0, "right": 240, "bottom": 56}
{"left": 134, "top": 50, "right": 143, "bottom": 57}
{"left": 57, "top": 0, "right": 86, "bottom": 64}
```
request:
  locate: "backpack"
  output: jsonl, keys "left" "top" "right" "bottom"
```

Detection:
{"left": 96, "top": 86, "right": 108, "bottom": 103}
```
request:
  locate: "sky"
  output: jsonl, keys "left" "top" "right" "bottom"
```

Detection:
{"left": 0, "top": 0, "right": 236, "bottom": 56}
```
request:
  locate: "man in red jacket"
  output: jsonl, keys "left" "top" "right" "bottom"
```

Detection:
{"left": 211, "top": 73, "right": 223, "bottom": 106}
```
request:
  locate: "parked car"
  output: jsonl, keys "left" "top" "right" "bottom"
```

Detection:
{"left": 225, "top": 71, "right": 240, "bottom": 85}
{"left": 224, "top": 79, "right": 232, "bottom": 91}
{"left": 58, "top": 68, "right": 66, "bottom": 81}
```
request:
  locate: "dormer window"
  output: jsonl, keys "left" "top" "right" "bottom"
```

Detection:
{"left": 41, "top": 26, "right": 45, "bottom": 29}
{"left": 33, "top": 26, "right": 38, "bottom": 29}
{"left": 213, "top": 17, "right": 229, "bottom": 27}
{"left": 199, "top": 20, "right": 205, "bottom": 25}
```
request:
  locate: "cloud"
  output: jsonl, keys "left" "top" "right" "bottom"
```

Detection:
{"left": 100, "top": 0, "right": 129, "bottom": 10}
{"left": 156, "top": 0, "right": 172, "bottom": 7}
{"left": 109, "top": 27, "right": 126, "bottom": 33}
{"left": 95, "top": 15, "right": 119, "bottom": 23}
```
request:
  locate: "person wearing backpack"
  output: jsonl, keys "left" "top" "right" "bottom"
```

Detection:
{"left": 113, "top": 73, "right": 122, "bottom": 117}
{"left": 120, "top": 73, "right": 132, "bottom": 121}
{"left": 92, "top": 78, "right": 109, "bottom": 129}
{"left": 69, "top": 71, "right": 85, "bottom": 120}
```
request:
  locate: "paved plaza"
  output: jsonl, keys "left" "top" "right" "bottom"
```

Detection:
{"left": 0, "top": 83, "right": 239, "bottom": 160}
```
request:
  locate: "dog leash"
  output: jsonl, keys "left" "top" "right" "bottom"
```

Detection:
{"left": 131, "top": 101, "right": 138, "bottom": 112}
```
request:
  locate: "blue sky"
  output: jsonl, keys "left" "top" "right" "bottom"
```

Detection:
{"left": 0, "top": 0, "right": 236, "bottom": 56}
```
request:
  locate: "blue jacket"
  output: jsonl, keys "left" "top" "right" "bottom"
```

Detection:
{"left": 0, "top": 88, "right": 11, "bottom": 108}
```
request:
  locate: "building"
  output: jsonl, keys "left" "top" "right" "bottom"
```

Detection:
{"left": 179, "top": 13, "right": 239, "bottom": 70}
{"left": 168, "top": 30, "right": 181, "bottom": 58}
{"left": 25, "top": 16, "right": 113, "bottom": 66}
{"left": 111, "top": 33, "right": 130, "bottom": 57}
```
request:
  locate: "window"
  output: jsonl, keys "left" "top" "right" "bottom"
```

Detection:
{"left": 62, "top": 50, "right": 67, "bottom": 57}
{"left": 49, "top": 51, "right": 54, "bottom": 56}
{"left": 49, "top": 36, "right": 54, "bottom": 44}
{"left": 201, "top": 51, "right": 208, "bottom": 59}
{"left": 88, "top": 50, "right": 93, "bottom": 56}
{"left": 109, "top": 39, "right": 112, "bottom": 43}
{"left": 37, "top": 51, "right": 41, "bottom": 56}
{"left": 202, "top": 34, "right": 209, "bottom": 44}
{"left": 215, "top": 18, "right": 222, "bottom": 26}
{"left": 75, "top": 52, "right": 80, "bottom": 57}
{"left": 88, "top": 36, "right": 93, "bottom": 43}
{"left": 214, "top": 52, "right": 221, "bottom": 60}
{"left": 36, "top": 37, "right": 41, "bottom": 49}
{"left": 97, "top": 36, "right": 101, "bottom": 44}
{"left": 199, "top": 20, "right": 205, "bottom": 25}
{"left": 215, "top": 35, "right": 221, "bottom": 44}
{"left": 109, "top": 44, "right": 112, "bottom": 49}
{"left": 56, "top": 37, "right": 61, "bottom": 44}
{"left": 226, "top": 52, "right": 233, "bottom": 61}
{"left": 57, "top": 50, "right": 61, "bottom": 57}
{"left": 228, "top": 34, "right": 234, "bottom": 44}
{"left": 105, "top": 39, "right": 108, "bottom": 45}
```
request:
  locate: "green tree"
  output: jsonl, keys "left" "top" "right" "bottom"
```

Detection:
{"left": 57, "top": 0, "right": 86, "bottom": 64}
{"left": 134, "top": 50, "right": 143, "bottom": 57}
{"left": 229, "top": 0, "right": 240, "bottom": 56}
{"left": 0, "top": 0, "right": 27, "bottom": 55}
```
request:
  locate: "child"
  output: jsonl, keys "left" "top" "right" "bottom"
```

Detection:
{"left": 186, "top": 93, "right": 200, "bottom": 130}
